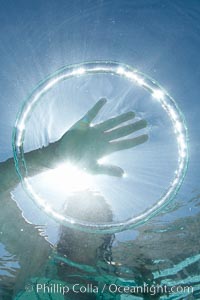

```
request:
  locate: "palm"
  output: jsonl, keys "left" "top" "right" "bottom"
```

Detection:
{"left": 56, "top": 98, "right": 148, "bottom": 177}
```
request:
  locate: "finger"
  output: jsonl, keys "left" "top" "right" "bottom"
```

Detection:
{"left": 83, "top": 98, "right": 107, "bottom": 123}
{"left": 106, "top": 119, "right": 147, "bottom": 141}
{"left": 108, "top": 134, "right": 148, "bottom": 153}
{"left": 96, "top": 111, "right": 135, "bottom": 131}
{"left": 93, "top": 164, "right": 124, "bottom": 177}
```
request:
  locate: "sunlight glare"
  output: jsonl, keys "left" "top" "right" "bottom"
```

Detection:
{"left": 42, "top": 163, "right": 93, "bottom": 193}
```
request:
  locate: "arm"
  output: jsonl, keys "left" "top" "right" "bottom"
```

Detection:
{"left": 0, "top": 158, "right": 19, "bottom": 193}
{"left": 1, "top": 98, "right": 148, "bottom": 193}
{"left": 0, "top": 143, "right": 57, "bottom": 193}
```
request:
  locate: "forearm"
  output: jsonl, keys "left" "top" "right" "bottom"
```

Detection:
{"left": 0, "top": 157, "right": 19, "bottom": 192}
{"left": 24, "top": 141, "right": 59, "bottom": 177}
{"left": 0, "top": 142, "right": 58, "bottom": 193}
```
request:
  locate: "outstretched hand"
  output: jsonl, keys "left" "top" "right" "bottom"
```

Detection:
{"left": 55, "top": 98, "right": 148, "bottom": 177}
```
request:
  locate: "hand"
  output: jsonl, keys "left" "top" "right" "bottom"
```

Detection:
{"left": 55, "top": 98, "right": 148, "bottom": 177}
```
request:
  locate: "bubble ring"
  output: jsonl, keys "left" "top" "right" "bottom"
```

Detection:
{"left": 13, "top": 61, "right": 188, "bottom": 233}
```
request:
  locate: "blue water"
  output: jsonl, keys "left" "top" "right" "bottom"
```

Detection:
{"left": 0, "top": 1, "right": 200, "bottom": 299}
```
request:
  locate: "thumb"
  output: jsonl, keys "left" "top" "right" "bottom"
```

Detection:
{"left": 92, "top": 164, "right": 124, "bottom": 177}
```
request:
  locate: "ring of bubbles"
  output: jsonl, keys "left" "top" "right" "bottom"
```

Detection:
{"left": 13, "top": 61, "right": 188, "bottom": 233}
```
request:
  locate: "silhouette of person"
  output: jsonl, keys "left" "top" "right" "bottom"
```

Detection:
{"left": 0, "top": 98, "right": 148, "bottom": 299}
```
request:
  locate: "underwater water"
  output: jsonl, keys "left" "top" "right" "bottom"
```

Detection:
{"left": 0, "top": 0, "right": 200, "bottom": 299}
